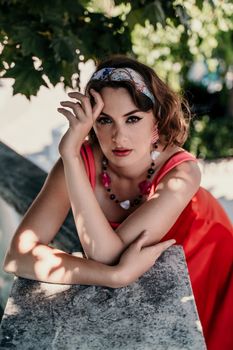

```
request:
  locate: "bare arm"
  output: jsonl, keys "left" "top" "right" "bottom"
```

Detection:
{"left": 2, "top": 158, "right": 121, "bottom": 287}
{"left": 116, "top": 160, "right": 201, "bottom": 247}
{"left": 62, "top": 155, "right": 124, "bottom": 264}
{"left": 3, "top": 242, "right": 119, "bottom": 287}
{"left": 3, "top": 228, "right": 175, "bottom": 288}
{"left": 3, "top": 156, "right": 176, "bottom": 287}
{"left": 62, "top": 154, "right": 201, "bottom": 264}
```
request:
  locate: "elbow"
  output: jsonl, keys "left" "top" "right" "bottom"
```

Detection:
{"left": 3, "top": 250, "right": 18, "bottom": 274}
{"left": 110, "top": 268, "right": 137, "bottom": 289}
{"left": 3, "top": 236, "right": 38, "bottom": 275}
{"left": 86, "top": 247, "right": 124, "bottom": 266}
{"left": 89, "top": 254, "right": 121, "bottom": 267}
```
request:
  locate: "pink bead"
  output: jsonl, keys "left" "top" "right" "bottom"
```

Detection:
{"left": 138, "top": 180, "right": 152, "bottom": 195}
{"left": 101, "top": 172, "right": 111, "bottom": 188}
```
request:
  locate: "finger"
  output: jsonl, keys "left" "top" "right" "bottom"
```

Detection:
{"left": 81, "top": 95, "right": 93, "bottom": 117}
{"left": 68, "top": 92, "right": 93, "bottom": 119}
{"left": 57, "top": 108, "right": 76, "bottom": 127}
{"left": 153, "top": 239, "right": 176, "bottom": 253}
{"left": 60, "top": 101, "right": 86, "bottom": 120}
{"left": 90, "top": 89, "right": 104, "bottom": 120}
{"left": 135, "top": 230, "right": 148, "bottom": 251}
{"left": 68, "top": 91, "right": 84, "bottom": 100}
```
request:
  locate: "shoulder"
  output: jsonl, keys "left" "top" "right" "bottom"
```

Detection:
{"left": 173, "top": 158, "right": 201, "bottom": 181}
{"left": 155, "top": 157, "right": 201, "bottom": 197}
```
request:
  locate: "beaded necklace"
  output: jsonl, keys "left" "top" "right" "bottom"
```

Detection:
{"left": 100, "top": 156, "right": 156, "bottom": 210}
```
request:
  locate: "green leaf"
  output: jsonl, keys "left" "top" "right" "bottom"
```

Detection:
{"left": 4, "top": 58, "right": 47, "bottom": 99}
{"left": 50, "top": 36, "right": 77, "bottom": 63}
{"left": 42, "top": 58, "right": 63, "bottom": 86}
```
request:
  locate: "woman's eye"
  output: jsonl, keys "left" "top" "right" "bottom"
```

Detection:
{"left": 126, "top": 116, "right": 142, "bottom": 124}
{"left": 96, "top": 117, "right": 112, "bottom": 125}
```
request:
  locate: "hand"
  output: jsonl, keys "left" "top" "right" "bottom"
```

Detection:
{"left": 57, "top": 89, "right": 104, "bottom": 159}
{"left": 118, "top": 231, "right": 176, "bottom": 286}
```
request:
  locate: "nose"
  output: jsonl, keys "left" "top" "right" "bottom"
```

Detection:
{"left": 111, "top": 125, "right": 127, "bottom": 144}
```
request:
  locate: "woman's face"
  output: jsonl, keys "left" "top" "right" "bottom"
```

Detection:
{"left": 93, "top": 87, "right": 156, "bottom": 167}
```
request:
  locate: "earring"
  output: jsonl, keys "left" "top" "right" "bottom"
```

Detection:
{"left": 150, "top": 147, "right": 160, "bottom": 161}
{"left": 150, "top": 126, "right": 160, "bottom": 160}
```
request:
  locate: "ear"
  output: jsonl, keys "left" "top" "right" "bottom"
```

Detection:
{"left": 151, "top": 125, "right": 159, "bottom": 144}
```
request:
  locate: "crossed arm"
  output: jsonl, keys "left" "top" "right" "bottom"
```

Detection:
{"left": 3, "top": 154, "right": 200, "bottom": 287}
{"left": 62, "top": 153, "right": 201, "bottom": 263}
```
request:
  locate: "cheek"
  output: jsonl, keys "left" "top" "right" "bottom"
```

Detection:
{"left": 93, "top": 126, "right": 111, "bottom": 144}
{"left": 132, "top": 124, "right": 153, "bottom": 140}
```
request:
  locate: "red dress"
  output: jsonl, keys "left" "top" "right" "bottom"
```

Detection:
{"left": 81, "top": 142, "right": 233, "bottom": 350}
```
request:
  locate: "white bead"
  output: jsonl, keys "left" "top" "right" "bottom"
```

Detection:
{"left": 120, "top": 200, "right": 130, "bottom": 210}
{"left": 150, "top": 150, "right": 160, "bottom": 160}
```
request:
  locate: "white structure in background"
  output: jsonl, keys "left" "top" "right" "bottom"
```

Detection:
{"left": 0, "top": 59, "right": 95, "bottom": 172}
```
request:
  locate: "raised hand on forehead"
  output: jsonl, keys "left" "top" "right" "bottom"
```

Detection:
{"left": 57, "top": 89, "right": 104, "bottom": 159}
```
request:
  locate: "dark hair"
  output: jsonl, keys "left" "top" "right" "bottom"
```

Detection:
{"left": 85, "top": 55, "right": 191, "bottom": 148}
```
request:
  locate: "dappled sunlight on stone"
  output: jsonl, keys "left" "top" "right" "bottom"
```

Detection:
{"left": 0, "top": 247, "right": 206, "bottom": 348}
{"left": 181, "top": 294, "right": 194, "bottom": 303}
{"left": 195, "top": 320, "right": 203, "bottom": 332}
{"left": 39, "top": 281, "right": 71, "bottom": 298}
{"left": 6, "top": 297, "right": 20, "bottom": 316}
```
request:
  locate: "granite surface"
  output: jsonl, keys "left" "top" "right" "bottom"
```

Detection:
{"left": 0, "top": 246, "right": 206, "bottom": 350}
{"left": 0, "top": 141, "right": 81, "bottom": 253}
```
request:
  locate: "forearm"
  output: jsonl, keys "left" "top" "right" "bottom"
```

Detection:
{"left": 62, "top": 155, "right": 124, "bottom": 264}
{"left": 3, "top": 243, "right": 123, "bottom": 288}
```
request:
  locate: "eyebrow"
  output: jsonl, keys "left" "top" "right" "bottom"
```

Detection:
{"left": 99, "top": 109, "right": 141, "bottom": 118}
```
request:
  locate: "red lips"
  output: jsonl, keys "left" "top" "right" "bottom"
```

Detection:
{"left": 112, "top": 148, "right": 132, "bottom": 157}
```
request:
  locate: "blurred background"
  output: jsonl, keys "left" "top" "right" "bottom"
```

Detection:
{"left": 0, "top": 0, "right": 233, "bottom": 318}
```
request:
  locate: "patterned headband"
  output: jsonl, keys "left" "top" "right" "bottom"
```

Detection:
{"left": 90, "top": 67, "right": 155, "bottom": 104}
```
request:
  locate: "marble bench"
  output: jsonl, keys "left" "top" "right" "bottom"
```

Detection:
{"left": 0, "top": 142, "right": 206, "bottom": 349}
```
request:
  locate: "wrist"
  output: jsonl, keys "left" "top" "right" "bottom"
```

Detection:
{"left": 61, "top": 153, "right": 82, "bottom": 165}
{"left": 109, "top": 265, "right": 129, "bottom": 288}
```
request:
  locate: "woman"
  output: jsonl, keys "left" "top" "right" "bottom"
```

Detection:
{"left": 4, "top": 56, "right": 233, "bottom": 349}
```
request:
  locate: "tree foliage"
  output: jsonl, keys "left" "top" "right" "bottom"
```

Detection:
{"left": 132, "top": 0, "right": 233, "bottom": 91}
{"left": 0, "top": 0, "right": 131, "bottom": 97}
{"left": 0, "top": 0, "right": 233, "bottom": 158}
{"left": 1, "top": 0, "right": 231, "bottom": 98}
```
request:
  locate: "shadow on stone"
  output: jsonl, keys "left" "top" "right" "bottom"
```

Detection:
{"left": 0, "top": 247, "right": 207, "bottom": 350}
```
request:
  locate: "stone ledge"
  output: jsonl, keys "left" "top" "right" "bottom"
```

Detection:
{"left": 0, "top": 141, "right": 81, "bottom": 253}
{"left": 0, "top": 246, "right": 206, "bottom": 350}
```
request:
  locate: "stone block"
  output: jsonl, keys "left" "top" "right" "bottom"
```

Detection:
{"left": 0, "top": 246, "right": 206, "bottom": 350}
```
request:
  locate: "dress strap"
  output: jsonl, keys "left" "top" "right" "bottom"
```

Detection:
{"left": 151, "top": 150, "right": 197, "bottom": 192}
{"left": 80, "top": 141, "right": 96, "bottom": 188}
